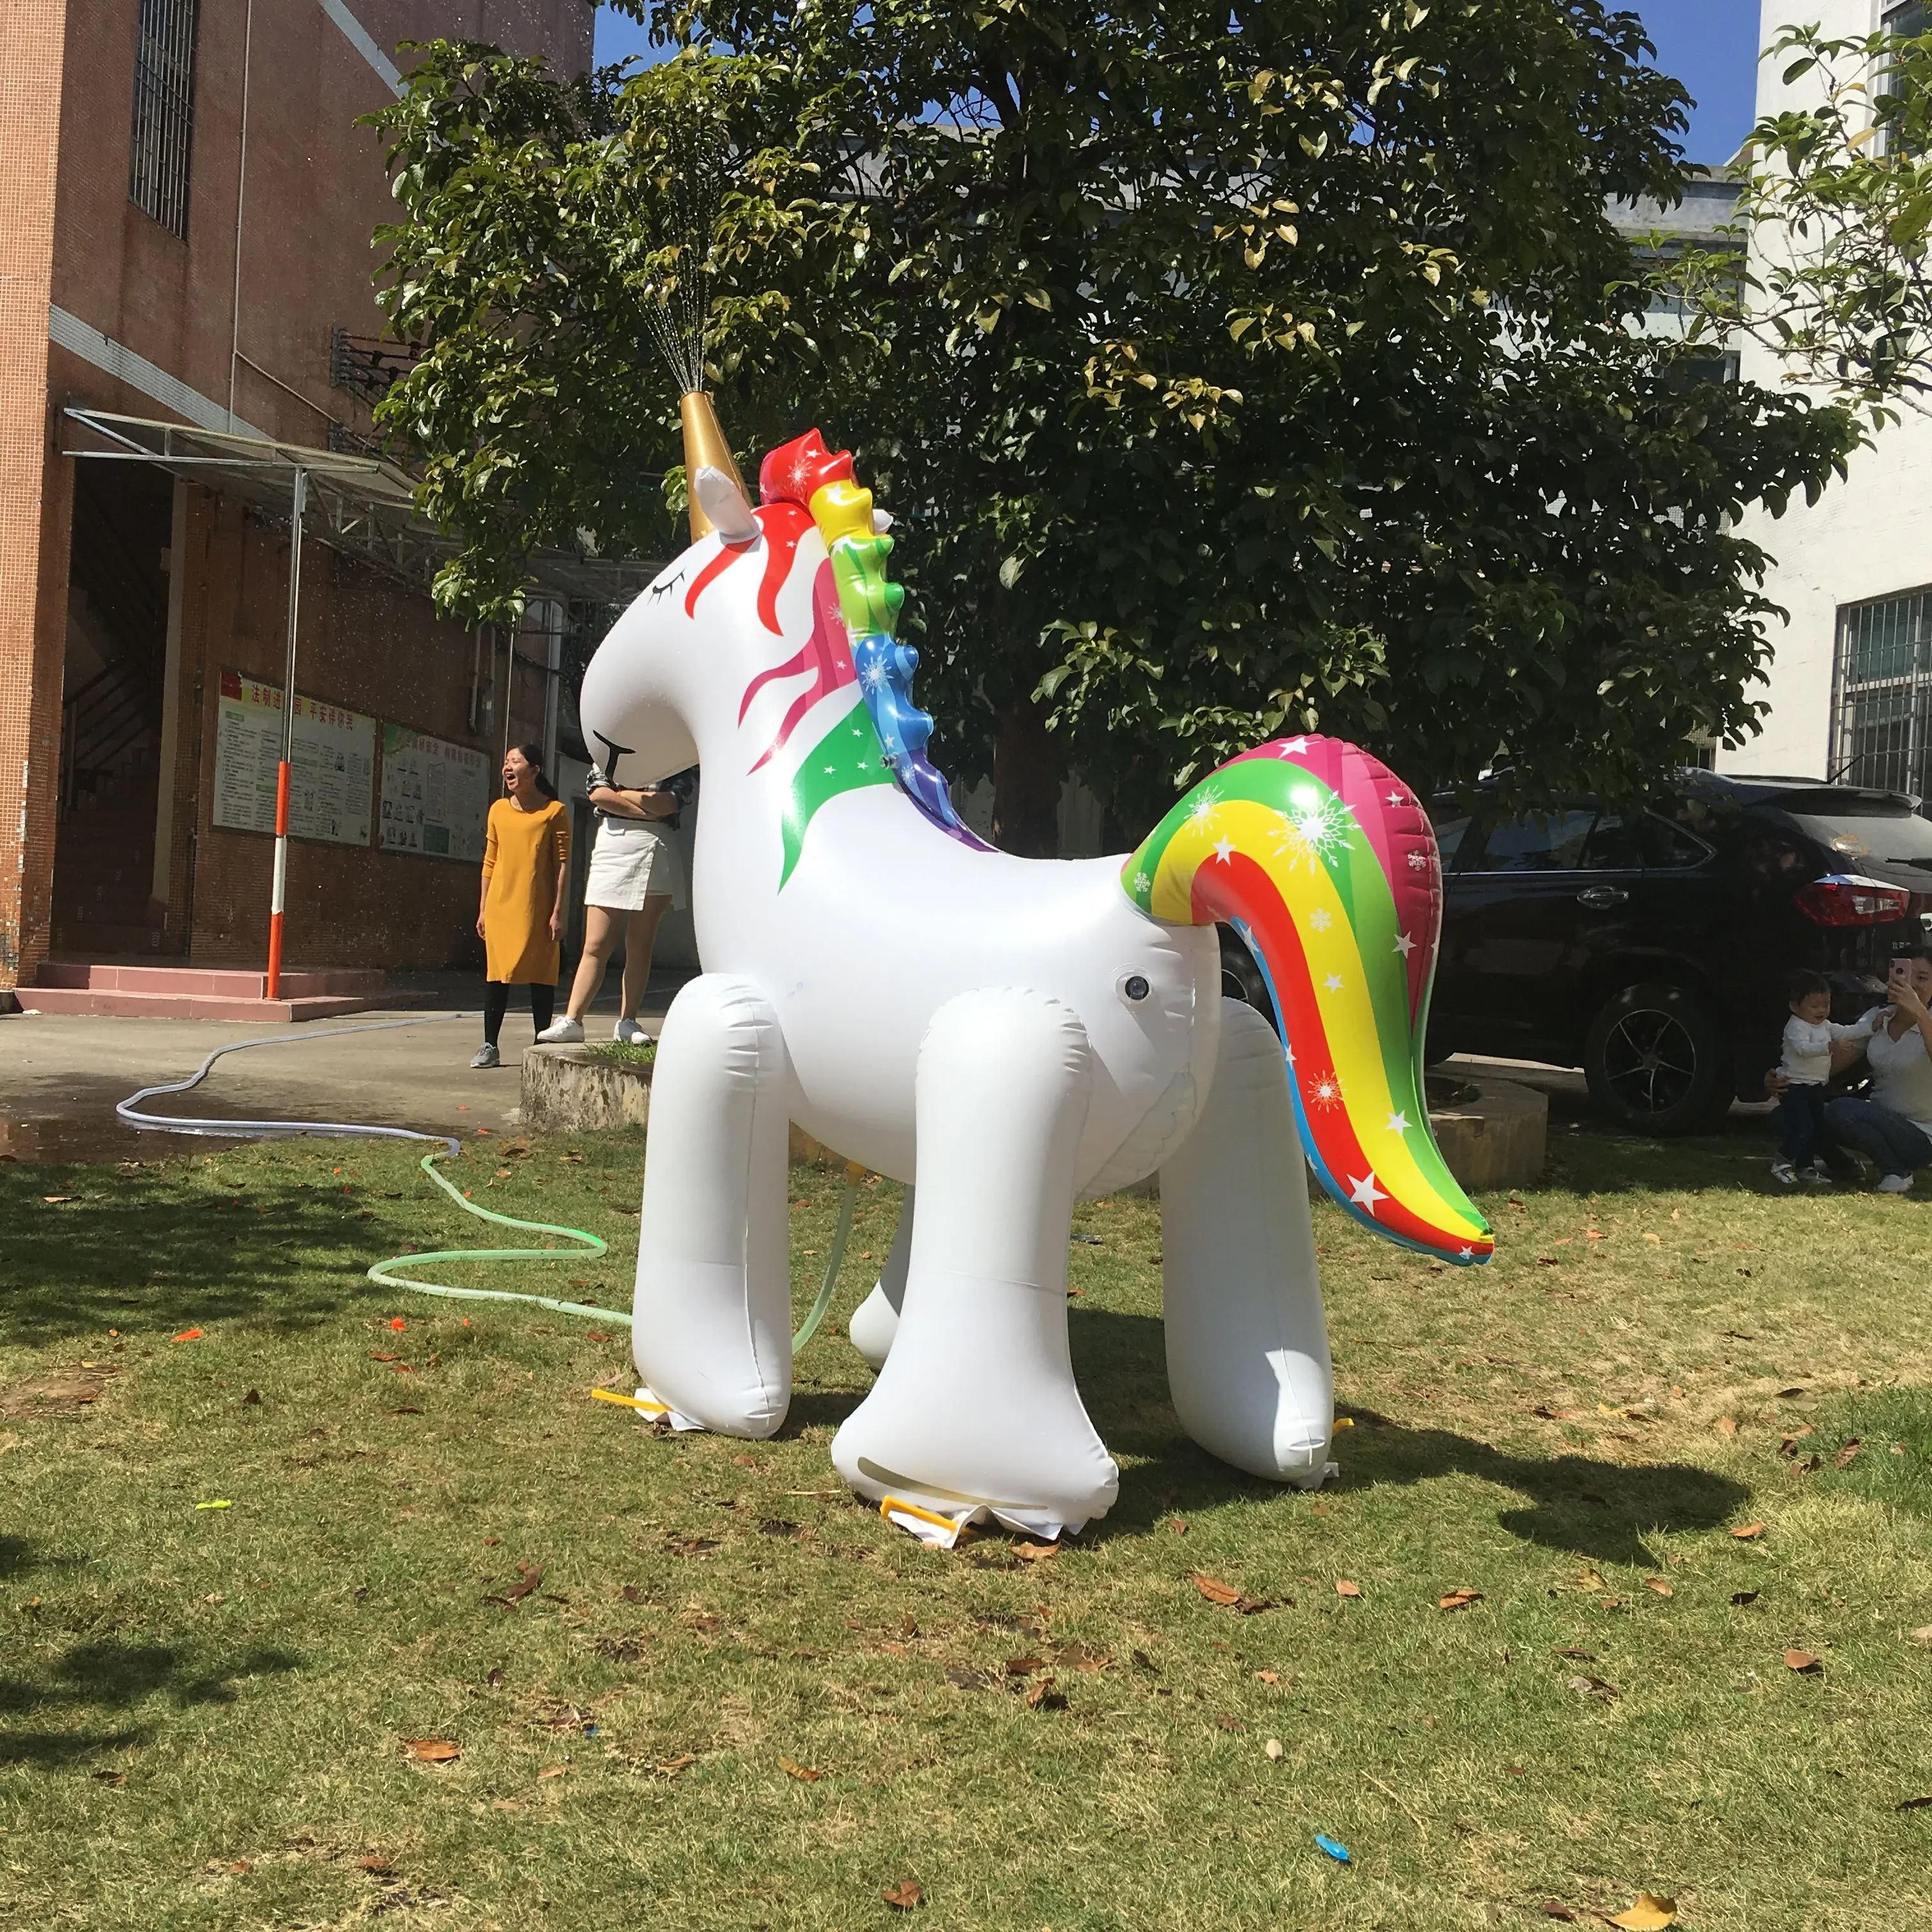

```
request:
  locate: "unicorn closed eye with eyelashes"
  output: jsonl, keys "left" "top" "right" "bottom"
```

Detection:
{"left": 577, "top": 395, "right": 1491, "bottom": 1544}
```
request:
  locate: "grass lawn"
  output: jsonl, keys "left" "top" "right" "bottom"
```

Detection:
{"left": 3, "top": 1120, "right": 1931, "bottom": 1930}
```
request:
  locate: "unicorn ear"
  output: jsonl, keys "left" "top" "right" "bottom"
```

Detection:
{"left": 694, "top": 465, "right": 759, "bottom": 544}
{"left": 871, "top": 509, "right": 895, "bottom": 533}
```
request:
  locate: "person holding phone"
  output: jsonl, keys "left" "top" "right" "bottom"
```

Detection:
{"left": 534, "top": 763, "right": 694, "bottom": 1045}
{"left": 1814, "top": 950, "right": 1932, "bottom": 1192}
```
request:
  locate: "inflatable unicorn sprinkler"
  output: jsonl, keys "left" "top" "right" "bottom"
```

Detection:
{"left": 578, "top": 394, "right": 1491, "bottom": 1545}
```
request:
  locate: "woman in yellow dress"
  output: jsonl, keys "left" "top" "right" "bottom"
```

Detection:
{"left": 471, "top": 743, "right": 571, "bottom": 1069}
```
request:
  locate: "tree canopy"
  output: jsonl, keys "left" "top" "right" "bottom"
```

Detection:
{"left": 1683, "top": 20, "right": 1932, "bottom": 429}
{"left": 369, "top": 1, "right": 1855, "bottom": 845}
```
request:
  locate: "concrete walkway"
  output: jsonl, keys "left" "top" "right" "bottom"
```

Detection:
{"left": 0, "top": 977, "right": 683, "bottom": 1162}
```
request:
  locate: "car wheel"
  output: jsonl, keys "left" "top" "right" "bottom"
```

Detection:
{"left": 1583, "top": 983, "right": 1733, "bottom": 1135}
{"left": 1218, "top": 926, "right": 1279, "bottom": 1035}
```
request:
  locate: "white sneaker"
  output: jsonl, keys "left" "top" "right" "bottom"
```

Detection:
{"left": 1769, "top": 1160, "right": 1798, "bottom": 1186}
{"left": 535, "top": 1016, "right": 585, "bottom": 1044}
{"left": 613, "top": 1016, "right": 648, "bottom": 1045}
{"left": 471, "top": 1042, "right": 501, "bottom": 1070}
{"left": 1877, "top": 1172, "right": 1914, "bottom": 1193}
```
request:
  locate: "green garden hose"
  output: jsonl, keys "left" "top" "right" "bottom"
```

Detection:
{"left": 364, "top": 1145, "right": 612, "bottom": 1319}
{"left": 118, "top": 1012, "right": 862, "bottom": 1351}
{"left": 365, "top": 1145, "right": 864, "bottom": 1354}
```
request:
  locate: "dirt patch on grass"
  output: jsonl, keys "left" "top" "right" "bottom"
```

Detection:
{"left": 0, "top": 1364, "right": 116, "bottom": 1417}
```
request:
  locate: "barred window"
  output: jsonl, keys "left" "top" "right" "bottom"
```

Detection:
{"left": 129, "top": 0, "right": 201, "bottom": 239}
{"left": 1831, "top": 588, "right": 1932, "bottom": 803}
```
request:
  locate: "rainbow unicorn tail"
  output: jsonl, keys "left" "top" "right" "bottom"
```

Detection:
{"left": 1124, "top": 736, "right": 1492, "bottom": 1266}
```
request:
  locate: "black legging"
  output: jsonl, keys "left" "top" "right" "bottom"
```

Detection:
{"left": 482, "top": 980, "right": 555, "bottom": 1048}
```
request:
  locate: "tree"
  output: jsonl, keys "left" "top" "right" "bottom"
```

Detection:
{"left": 369, "top": 3, "right": 1854, "bottom": 843}
{"left": 1682, "top": 20, "right": 1932, "bottom": 427}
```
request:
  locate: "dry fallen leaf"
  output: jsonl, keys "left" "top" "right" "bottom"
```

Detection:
{"left": 1912, "top": 1626, "right": 1932, "bottom": 1645}
{"left": 1192, "top": 1573, "right": 1242, "bottom": 1606}
{"left": 1784, "top": 1648, "right": 1822, "bottom": 1673}
{"left": 1438, "top": 1588, "right": 1483, "bottom": 1611}
{"left": 1714, "top": 1416, "right": 1738, "bottom": 1437}
{"left": 537, "top": 1765, "right": 567, "bottom": 1780}
{"left": 656, "top": 1754, "right": 697, "bottom": 1775}
{"left": 1335, "top": 1579, "right": 1363, "bottom": 1598}
{"left": 402, "top": 1739, "right": 461, "bottom": 1763}
{"left": 1567, "top": 1673, "right": 1619, "bottom": 1700}
{"left": 1730, "top": 1522, "right": 1765, "bottom": 1540}
{"left": 1835, "top": 1439, "right": 1864, "bottom": 1470}
{"left": 1014, "top": 1541, "right": 1059, "bottom": 1563}
{"left": 882, "top": 1880, "right": 923, "bottom": 1910}
{"left": 1255, "top": 1669, "right": 1280, "bottom": 1684}
{"left": 1896, "top": 1796, "right": 1932, "bottom": 1811}
{"left": 1607, "top": 1892, "right": 1678, "bottom": 1930}
{"left": 778, "top": 1756, "right": 822, "bottom": 1782}
{"left": 1575, "top": 1571, "right": 1607, "bottom": 1591}
{"left": 1264, "top": 1736, "right": 1284, "bottom": 1760}
{"left": 1643, "top": 1578, "right": 1674, "bottom": 1598}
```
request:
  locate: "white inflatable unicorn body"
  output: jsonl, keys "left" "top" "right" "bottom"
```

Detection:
{"left": 578, "top": 425, "right": 1489, "bottom": 1542}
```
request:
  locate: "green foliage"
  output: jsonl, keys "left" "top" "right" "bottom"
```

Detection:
{"left": 1683, "top": 23, "right": 1932, "bottom": 431}
{"left": 369, "top": 4, "right": 1853, "bottom": 821}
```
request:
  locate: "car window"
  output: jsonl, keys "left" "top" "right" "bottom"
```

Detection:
{"left": 1789, "top": 809, "right": 1932, "bottom": 870}
{"left": 1583, "top": 814, "right": 1644, "bottom": 870}
{"left": 1637, "top": 815, "right": 1711, "bottom": 870}
{"left": 1467, "top": 809, "right": 1597, "bottom": 872}
{"left": 1430, "top": 811, "right": 1473, "bottom": 869}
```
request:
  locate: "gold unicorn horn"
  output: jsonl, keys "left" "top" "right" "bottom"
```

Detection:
{"left": 680, "top": 390, "right": 746, "bottom": 541}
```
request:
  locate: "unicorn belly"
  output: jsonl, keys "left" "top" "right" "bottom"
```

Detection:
{"left": 694, "top": 812, "right": 1220, "bottom": 1190}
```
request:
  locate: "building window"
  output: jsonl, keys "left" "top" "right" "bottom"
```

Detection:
{"left": 1831, "top": 588, "right": 1932, "bottom": 801}
{"left": 1881, "top": 2, "right": 1931, "bottom": 159}
{"left": 129, "top": 0, "right": 201, "bottom": 239}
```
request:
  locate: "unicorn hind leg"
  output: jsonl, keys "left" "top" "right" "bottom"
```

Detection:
{"left": 846, "top": 1185, "right": 914, "bottom": 1371}
{"left": 831, "top": 990, "right": 1119, "bottom": 1540}
{"left": 631, "top": 974, "right": 793, "bottom": 1436}
{"left": 1160, "top": 997, "right": 1335, "bottom": 1485}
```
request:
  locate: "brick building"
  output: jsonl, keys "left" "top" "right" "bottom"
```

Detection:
{"left": 0, "top": 0, "right": 654, "bottom": 1018}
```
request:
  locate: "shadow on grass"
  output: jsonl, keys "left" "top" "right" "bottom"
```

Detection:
{"left": 1075, "top": 1310, "right": 1748, "bottom": 1568}
{"left": 0, "top": 1639, "right": 302, "bottom": 1767}
{"left": 0, "top": 1160, "right": 418, "bottom": 1346}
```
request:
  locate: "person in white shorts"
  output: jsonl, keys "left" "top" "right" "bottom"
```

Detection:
{"left": 536, "top": 763, "right": 694, "bottom": 1045}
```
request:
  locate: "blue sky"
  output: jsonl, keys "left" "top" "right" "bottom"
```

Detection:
{"left": 592, "top": 2, "right": 1762, "bottom": 165}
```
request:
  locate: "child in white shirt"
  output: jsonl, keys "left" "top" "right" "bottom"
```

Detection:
{"left": 1772, "top": 969, "right": 1878, "bottom": 1184}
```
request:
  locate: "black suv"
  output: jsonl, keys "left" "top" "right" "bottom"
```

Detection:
{"left": 1413, "top": 772, "right": 1932, "bottom": 1133}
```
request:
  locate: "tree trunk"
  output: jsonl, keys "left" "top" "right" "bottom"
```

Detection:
{"left": 992, "top": 693, "right": 1059, "bottom": 858}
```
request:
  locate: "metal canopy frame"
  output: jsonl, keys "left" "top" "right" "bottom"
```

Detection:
{"left": 61, "top": 408, "right": 660, "bottom": 995}
{"left": 61, "top": 409, "right": 661, "bottom": 604}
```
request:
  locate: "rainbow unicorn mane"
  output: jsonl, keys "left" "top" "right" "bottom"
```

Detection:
{"left": 758, "top": 432, "right": 989, "bottom": 853}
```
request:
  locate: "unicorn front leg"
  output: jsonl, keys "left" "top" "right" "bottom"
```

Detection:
{"left": 1160, "top": 997, "right": 1335, "bottom": 1486}
{"left": 631, "top": 974, "right": 793, "bottom": 1436}
{"left": 831, "top": 990, "right": 1119, "bottom": 1540}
